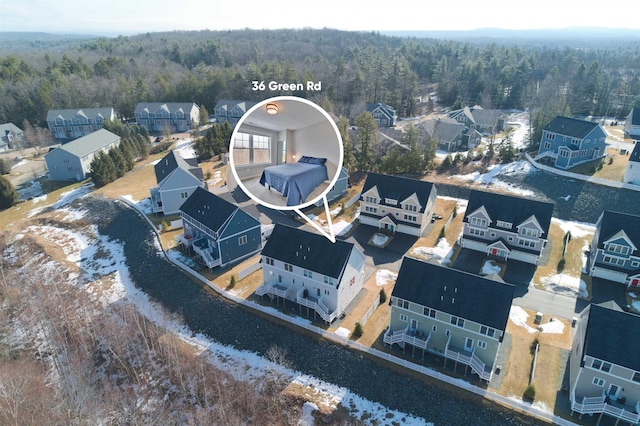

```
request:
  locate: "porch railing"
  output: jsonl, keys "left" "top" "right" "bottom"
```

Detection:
{"left": 571, "top": 395, "right": 640, "bottom": 423}
{"left": 296, "top": 288, "right": 337, "bottom": 323}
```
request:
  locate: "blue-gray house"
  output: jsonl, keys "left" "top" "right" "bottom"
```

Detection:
{"left": 588, "top": 210, "right": 640, "bottom": 287}
{"left": 176, "top": 187, "right": 262, "bottom": 268}
{"left": 537, "top": 116, "right": 607, "bottom": 169}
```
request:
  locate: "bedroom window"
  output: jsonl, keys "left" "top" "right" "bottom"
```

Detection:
{"left": 238, "top": 235, "right": 247, "bottom": 245}
{"left": 233, "top": 132, "right": 271, "bottom": 165}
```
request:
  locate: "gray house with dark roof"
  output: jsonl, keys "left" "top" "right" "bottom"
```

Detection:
{"left": 0, "top": 122, "right": 24, "bottom": 151}
{"left": 150, "top": 150, "right": 206, "bottom": 215}
{"left": 624, "top": 107, "right": 640, "bottom": 140}
{"left": 366, "top": 102, "right": 397, "bottom": 127}
{"left": 536, "top": 116, "right": 607, "bottom": 169}
{"left": 624, "top": 142, "right": 640, "bottom": 185}
{"left": 359, "top": 172, "right": 437, "bottom": 237}
{"left": 588, "top": 210, "right": 640, "bottom": 286}
{"left": 419, "top": 117, "right": 482, "bottom": 152}
{"left": 46, "top": 107, "right": 116, "bottom": 141}
{"left": 460, "top": 189, "right": 554, "bottom": 265}
{"left": 134, "top": 102, "right": 199, "bottom": 133}
{"left": 256, "top": 224, "right": 365, "bottom": 323}
{"left": 570, "top": 303, "right": 640, "bottom": 424}
{"left": 176, "top": 187, "right": 261, "bottom": 268}
{"left": 44, "top": 129, "right": 120, "bottom": 181}
{"left": 384, "top": 257, "right": 514, "bottom": 381}
{"left": 214, "top": 100, "right": 256, "bottom": 127}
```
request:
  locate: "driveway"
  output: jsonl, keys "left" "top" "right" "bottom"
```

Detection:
{"left": 343, "top": 224, "right": 415, "bottom": 268}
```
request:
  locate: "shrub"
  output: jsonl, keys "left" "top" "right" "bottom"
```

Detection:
{"left": 523, "top": 384, "right": 536, "bottom": 401}
{"left": 352, "top": 321, "right": 363, "bottom": 339}
{"left": 608, "top": 156, "right": 614, "bottom": 165}
{"left": 379, "top": 288, "right": 387, "bottom": 305}
{"left": 161, "top": 220, "right": 170, "bottom": 233}
{"left": 149, "top": 141, "right": 172, "bottom": 155}
{"left": 228, "top": 275, "right": 236, "bottom": 289}
{"left": 557, "top": 256, "right": 566, "bottom": 273}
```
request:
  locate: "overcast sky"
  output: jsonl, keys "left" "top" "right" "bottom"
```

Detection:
{"left": 1, "top": 0, "right": 638, "bottom": 35}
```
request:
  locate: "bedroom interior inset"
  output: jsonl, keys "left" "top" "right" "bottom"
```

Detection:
{"left": 228, "top": 96, "right": 343, "bottom": 209}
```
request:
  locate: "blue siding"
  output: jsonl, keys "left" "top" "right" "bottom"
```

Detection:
{"left": 219, "top": 226, "right": 262, "bottom": 266}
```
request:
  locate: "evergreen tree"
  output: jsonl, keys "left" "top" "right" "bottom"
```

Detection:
{"left": 0, "top": 175, "right": 19, "bottom": 209}
{"left": 354, "top": 112, "right": 377, "bottom": 172}
{"left": 109, "top": 147, "right": 127, "bottom": 178}
{"left": 118, "top": 141, "right": 135, "bottom": 170}
{"left": 0, "top": 158, "right": 9, "bottom": 175}
{"left": 90, "top": 152, "right": 117, "bottom": 187}
{"left": 337, "top": 116, "right": 356, "bottom": 171}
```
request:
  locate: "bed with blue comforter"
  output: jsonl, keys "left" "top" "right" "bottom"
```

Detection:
{"left": 259, "top": 156, "right": 329, "bottom": 206}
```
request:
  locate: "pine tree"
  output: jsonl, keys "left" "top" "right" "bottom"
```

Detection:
{"left": 90, "top": 152, "right": 117, "bottom": 187}
{"left": 118, "top": 141, "right": 135, "bottom": 171}
{"left": 0, "top": 175, "right": 19, "bottom": 209}
{"left": 109, "top": 147, "right": 127, "bottom": 178}
{"left": 0, "top": 158, "right": 9, "bottom": 175}
{"left": 354, "top": 111, "right": 377, "bottom": 172}
{"left": 337, "top": 116, "right": 356, "bottom": 171}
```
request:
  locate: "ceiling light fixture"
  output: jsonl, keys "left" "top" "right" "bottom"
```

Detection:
{"left": 266, "top": 103, "right": 278, "bottom": 115}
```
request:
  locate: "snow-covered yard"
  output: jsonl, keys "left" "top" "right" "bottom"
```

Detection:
{"left": 410, "top": 237, "right": 454, "bottom": 264}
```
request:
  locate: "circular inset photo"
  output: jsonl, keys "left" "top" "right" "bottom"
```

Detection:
{"left": 228, "top": 96, "right": 343, "bottom": 210}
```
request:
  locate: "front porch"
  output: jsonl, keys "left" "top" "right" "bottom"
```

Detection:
{"left": 383, "top": 326, "right": 431, "bottom": 358}
{"left": 192, "top": 237, "right": 221, "bottom": 269}
{"left": 572, "top": 394, "right": 640, "bottom": 424}
{"left": 253, "top": 283, "right": 338, "bottom": 323}
{"left": 150, "top": 187, "right": 163, "bottom": 213}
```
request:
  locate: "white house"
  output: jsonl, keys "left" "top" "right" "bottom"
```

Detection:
{"left": 624, "top": 107, "right": 640, "bottom": 140}
{"left": 256, "top": 224, "right": 365, "bottom": 323}
{"left": 150, "top": 150, "right": 206, "bottom": 215}
{"left": 359, "top": 172, "right": 437, "bottom": 237}
{"left": 624, "top": 142, "right": 640, "bottom": 185}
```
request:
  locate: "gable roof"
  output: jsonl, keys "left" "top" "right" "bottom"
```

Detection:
{"left": 581, "top": 303, "right": 640, "bottom": 371}
{"left": 45, "top": 128, "right": 120, "bottom": 158}
{"left": 470, "top": 108, "right": 501, "bottom": 127}
{"left": 46, "top": 107, "right": 114, "bottom": 122}
{"left": 134, "top": 102, "right": 198, "bottom": 115}
{"left": 261, "top": 224, "right": 354, "bottom": 279}
{"left": 0, "top": 122, "right": 23, "bottom": 135}
{"left": 629, "top": 142, "right": 640, "bottom": 164}
{"left": 465, "top": 189, "right": 554, "bottom": 235}
{"left": 214, "top": 100, "right": 257, "bottom": 114}
{"left": 154, "top": 150, "right": 203, "bottom": 183}
{"left": 597, "top": 210, "right": 640, "bottom": 249}
{"left": 392, "top": 257, "right": 515, "bottom": 330}
{"left": 361, "top": 172, "right": 436, "bottom": 212}
{"left": 420, "top": 117, "right": 466, "bottom": 142}
{"left": 544, "top": 116, "right": 601, "bottom": 139}
{"left": 179, "top": 187, "right": 257, "bottom": 233}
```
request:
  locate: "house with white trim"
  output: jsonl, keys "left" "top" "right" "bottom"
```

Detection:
{"left": 384, "top": 257, "right": 514, "bottom": 382}
{"left": 0, "top": 122, "right": 24, "bottom": 151}
{"left": 536, "top": 116, "right": 607, "bottom": 169}
{"left": 359, "top": 172, "right": 437, "bottom": 237}
{"left": 46, "top": 107, "right": 116, "bottom": 142}
{"left": 588, "top": 210, "right": 640, "bottom": 287}
{"left": 134, "top": 102, "right": 199, "bottom": 133}
{"left": 176, "top": 187, "right": 261, "bottom": 268}
{"left": 570, "top": 303, "right": 640, "bottom": 424}
{"left": 624, "top": 142, "right": 640, "bottom": 185}
{"left": 366, "top": 102, "right": 397, "bottom": 127}
{"left": 459, "top": 189, "right": 554, "bottom": 265}
{"left": 624, "top": 107, "right": 640, "bottom": 140}
{"left": 150, "top": 150, "right": 206, "bottom": 215}
{"left": 214, "top": 100, "right": 256, "bottom": 127}
{"left": 255, "top": 224, "right": 365, "bottom": 323}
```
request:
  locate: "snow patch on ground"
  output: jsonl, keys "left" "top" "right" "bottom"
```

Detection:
{"left": 371, "top": 233, "right": 389, "bottom": 246}
{"left": 299, "top": 401, "right": 318, "bottom": 426}
{"left": 174, "top": 139, "right": 196, "bottom": 159}
{"left": 540, "top": 274, "right": 589, "bottom": 299}
{"left": 333, "top": 219, "right": 353, "bottom": 236}
{"left": 481, "top": 260, "right": 502, "bottom": 276}
{"left": 376, "top": 269, "right": 397, "bottom": 286}
{"left": 334, "top": 327, "right": 351, "bottom": 338}
{"left": 539, "top": 319, "right": 565, "bottom": 334}
{"left": 411, "top": 238, "right": 454, "bottom": 264}
{"left": 53, "top": 183, "right": 95, "bottom": 209}
{"left": 453, "top": 160, "right": 536, "bottom": 197}
{"left": 509, "top": 306, "right": 538, "bottom": 333}
{"left": 122, "top": 194, "right": 153, "bottom": 215}
{"left": 32, "top": 194, "right": 47, "bottom": 204}
{"left": 11, "top": 159, "right": 29, "bottom": 169}
{"left": 552, "top": 218, "right": 595, "bottom": 239}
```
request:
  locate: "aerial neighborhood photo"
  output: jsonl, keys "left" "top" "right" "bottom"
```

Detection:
{"left": 2, "top": 1, "right": 640, "bottom": 425}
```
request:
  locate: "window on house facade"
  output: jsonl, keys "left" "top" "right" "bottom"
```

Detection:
{"left": 592, "top": 377, "right": 605, "bottom": 387}
{"left": 469, "top": 228, "right": 485, "bottom": 237}
{"left": 303, "top": 269, "right": 313, "bottom": 278}
{"left": 365, "top": 196, "right": 377, "bottom": 204}
{"left": 470, "top": 217, "right": 487, "bottom": 227}
{"left": 608, "top": 243, "right": 630, "bottom": 256}
{"left": 546, "top": 133, "right": 555, "bottom": 140}
{"left": 543, "top": 142, "right": 551, "bottom": 149}
{"left": 450, "top": 316, "right": 464, "bottom": 327}
{"left": 385, "top": 198, "right": 397, "bottom": 205}
{"left": 496, "top": 220, "right": 512, "bottom": 229}
{"left": 477, "top": 340, "right": 487, "bottom": 349}
{"left": 480, "top": 326, "right": 495, "bottom": 337}
{"left": 284, "top": 263, "right": 293, "bottom": 272}
{"left": 632, "top": 261, "right": 640, "bottom": 268}
{"left": 423, "top": 307, "right": 436, "bottom": 318}
{"left": 399, "top": 314, "right": 408, "bottom": 322}
{"left": 592, "top": 359, "right": 612, "bottom": 373}
{"left": 181, "top": 191, "right": 189, "bottom": 199}
{"left": 396, "top": 298, "right": 409, "bottom": 309}
{"left": 324, "top": 276, "right": 334, "bottom": 285}
{"left": 265, "top": 257, "right": 274, "bottom": 266}
{"left": 238, "top": 235, "right": 247, "bottom": 245}
{"left": 521, "top": 228, "right": 539, "bottom": 238}
{"left": 518, "top": 239, "right": 536, "bottom": 248}
{"left": 404, "top": 204, "right": 417, "bottom": 212}
{"left": 633, "top": 372, "right": 640, "bottom": 383}
{"left": 403, "top": 214, "right": 417, "bottom": 222}
{"left": 603, "top": 255, "right": 626, "bottom": 266}
{"left": 365, "top": 206, "right": 378, "bottom": 213}
{"left": 571, "top": 138, "right": 579, "bottom": 146}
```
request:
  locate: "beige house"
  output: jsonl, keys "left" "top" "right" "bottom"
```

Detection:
{"left": 359, "top": 173, "right": 437, "bottom": 237}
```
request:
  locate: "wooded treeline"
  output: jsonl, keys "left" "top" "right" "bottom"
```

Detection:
{"left": 1, "top": 28, "right": 640, "bottom": 132}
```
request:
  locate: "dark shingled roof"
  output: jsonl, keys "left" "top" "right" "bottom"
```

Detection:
{"left": 629, "top": 107, "right": 640, "bottom": 126}
{"left": 261, "top": 224, "right": 354, "bottom": 279}
{"left": 544, "top": 116, "right": 600, "bottom": 139}
{"left": 629, "top": 142, "right": 640, "bottom": 164}
{"left": 465, "top": 189, "right": 554, "bottom": 235}
{"left": 180, "top": 187, "right": 242, "bottom": 232}
{"left": 361, "top": 172, "right": 436, "bottom": 213}
{"left": 582, "top": 303, "right": 640, "bottom": 371}
{"left": 392, "top": 257, "right": 515, "bottom": 331}
{"left": 597, "top": 210, "right": 640, "bottom": 250}
{"left": 154, "top": 150, "right": 203, "bottom": 183}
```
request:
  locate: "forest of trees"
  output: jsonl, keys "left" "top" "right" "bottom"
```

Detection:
{"left": 1, "top": 29, "right": 640, "bottom": 142}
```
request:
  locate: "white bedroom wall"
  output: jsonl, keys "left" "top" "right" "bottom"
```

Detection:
{"left": 233, "top": 124, "right": 278, "bottom": 180}
{"left": 293, "top": 120, "right": 341, "bottom": 181}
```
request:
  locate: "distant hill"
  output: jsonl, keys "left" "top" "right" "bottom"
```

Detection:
{"left": 382, "top": 27, "right": 640, "bottom": 46}
{"left": 0, "top": 32, "right": 101, "bottom": 53}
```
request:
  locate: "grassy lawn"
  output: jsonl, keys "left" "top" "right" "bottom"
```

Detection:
{"left": 568, "top": 147, "right": 629, "bottom": 182}
{"left": 496, "top": 307, "right": 572, "bottom": 411}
